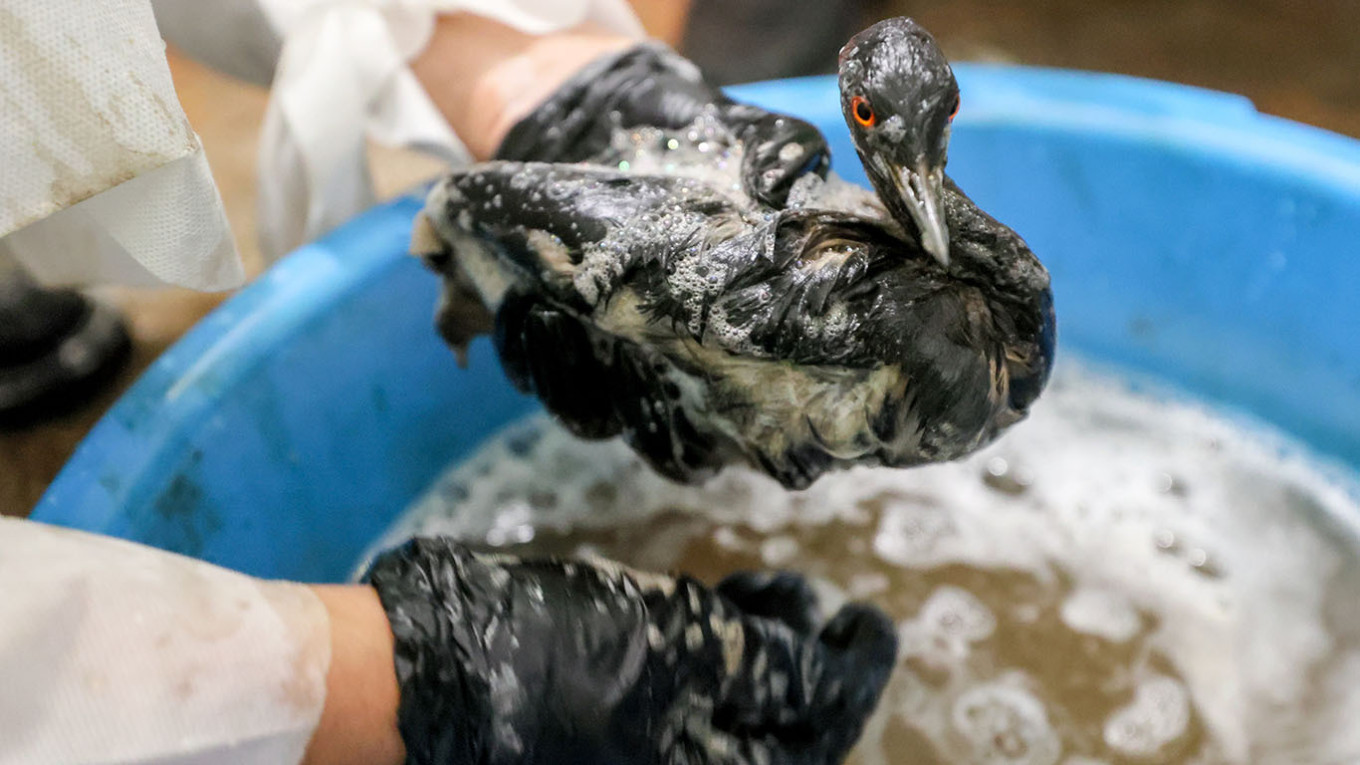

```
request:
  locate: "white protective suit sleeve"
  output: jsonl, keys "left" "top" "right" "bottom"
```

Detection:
{"left": 150, "top": 0, "right": 646, "bottom": 262}
{"left": 0, "top": 518, "right": 331, "bottom": 765}
{"left": 0, "top": 0, "right": 242, "bottom": 290}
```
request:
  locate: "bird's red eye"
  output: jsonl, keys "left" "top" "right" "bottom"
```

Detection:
{"left": 949, "top": 94, "right": 961, "bottom": 121}
{"left": 852, "top": 96, "right": 876, "bottom": 128}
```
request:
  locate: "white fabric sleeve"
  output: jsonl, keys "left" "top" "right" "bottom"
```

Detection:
{"left": 0, "top": 0, "right": 243, "bottom": 290}
{"left": 0, "top": 518, "right": 331, "bottom": 765}
{"left": 156, "top": 0, "right": 646, "bottom": 262}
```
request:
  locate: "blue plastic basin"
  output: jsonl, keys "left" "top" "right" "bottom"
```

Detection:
{"left": 33, "top": 69, "right": 1360, "bottom": 582}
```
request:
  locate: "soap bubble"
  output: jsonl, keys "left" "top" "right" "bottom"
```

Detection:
{"left": 951, "top": 680, "right": 1061, "bottom": 765}
{"left": 1059, "top": 587, "right": 1142, "bottom": 643}
{"left": 1103, "top": 675, "right": 1191, "bottom": 758}
{"left": 919, "top": 585, "right": 997, "bottom": 645}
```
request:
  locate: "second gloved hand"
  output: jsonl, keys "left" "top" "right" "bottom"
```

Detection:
{"left": 365, "top": 538, "right": 896, "bottom": 764}
{"left": 493, "top": 43, "right": 831, "bottom": 209}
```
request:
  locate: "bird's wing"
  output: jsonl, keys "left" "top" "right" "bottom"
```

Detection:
{"left": 713, "top": 210, "right": 954, "bottom": 363}
{"left": 420, "top": 162, "right": 749, "bottom": 311}
{"left": 418, "top": 162, "right": 748, "bottom": 483}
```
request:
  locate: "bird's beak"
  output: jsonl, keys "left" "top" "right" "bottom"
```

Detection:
{"left": 896, "top": 161, "right": 950, "bottom": 267}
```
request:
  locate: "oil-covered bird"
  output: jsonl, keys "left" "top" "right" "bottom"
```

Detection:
{"left": 413, "top": 17, "right": 1056, "bottom": 489}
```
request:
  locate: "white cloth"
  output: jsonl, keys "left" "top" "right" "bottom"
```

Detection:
{"left": 0, "top": 0, "right": 241, "bottom": 289}
{"left": 0, "top": 519, "right": 331, "bottom": 765}
{"left": 155, "top": 0, "right": 645, "bottom": 262}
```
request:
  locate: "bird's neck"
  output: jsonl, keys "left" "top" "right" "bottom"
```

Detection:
{"left": 939, "top": 176, "right": 1052, "bottom": 306}
{"left": 857, "top": 150, "right": 1048, "bottom": 300}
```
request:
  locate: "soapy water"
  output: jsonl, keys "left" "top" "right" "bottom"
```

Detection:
{"left": 366, "top": 358, "right": 1360, "bottom": 764}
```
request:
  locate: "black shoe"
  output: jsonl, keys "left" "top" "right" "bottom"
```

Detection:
{"left": 0, "top": 274, "right": 132, "bottom": 428}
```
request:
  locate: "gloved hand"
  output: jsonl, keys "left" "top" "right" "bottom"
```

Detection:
{"left": 364, "top": 537, "right": 896, "bottom": 764}
{"left": 494, "top": 43, "right": 831, "bottom": 209}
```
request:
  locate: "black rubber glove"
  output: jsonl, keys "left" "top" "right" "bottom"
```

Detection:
{"left": 364, "top": 537, "right": 897, "bottom": 764}
{"left": 494, "top": 43, "right": 831, "bottom": 209}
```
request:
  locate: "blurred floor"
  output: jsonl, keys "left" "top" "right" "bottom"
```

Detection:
{"left": 4, "top": 0, "right": 1360, "bottom": 516}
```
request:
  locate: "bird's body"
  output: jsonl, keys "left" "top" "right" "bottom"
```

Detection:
{"left": 416, "top": 19, "right": 1055, "bottom": 489}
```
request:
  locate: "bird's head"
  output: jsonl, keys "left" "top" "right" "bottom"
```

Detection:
{"left": 839, "top": 17, "right": 959, "bottom": 267}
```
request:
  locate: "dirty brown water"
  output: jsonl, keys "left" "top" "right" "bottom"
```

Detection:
{"left": 366, "top": 358, "right": 1360, "bottom": 764}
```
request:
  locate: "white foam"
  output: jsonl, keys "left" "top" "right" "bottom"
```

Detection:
{"left": 759, "top": 535, "right": 800, "bottom": 566}
{"left": 1060, "top": 587, "right": 1142, "bottom": 643}
{"left": 1103, "top": 675, "right": 1192, "bottom": 758}
{"left": 951, "top": 677, "right": 1061, "bottom": 765}
{"left": 918, "top": 586, "right": 997, "bottom": 646}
